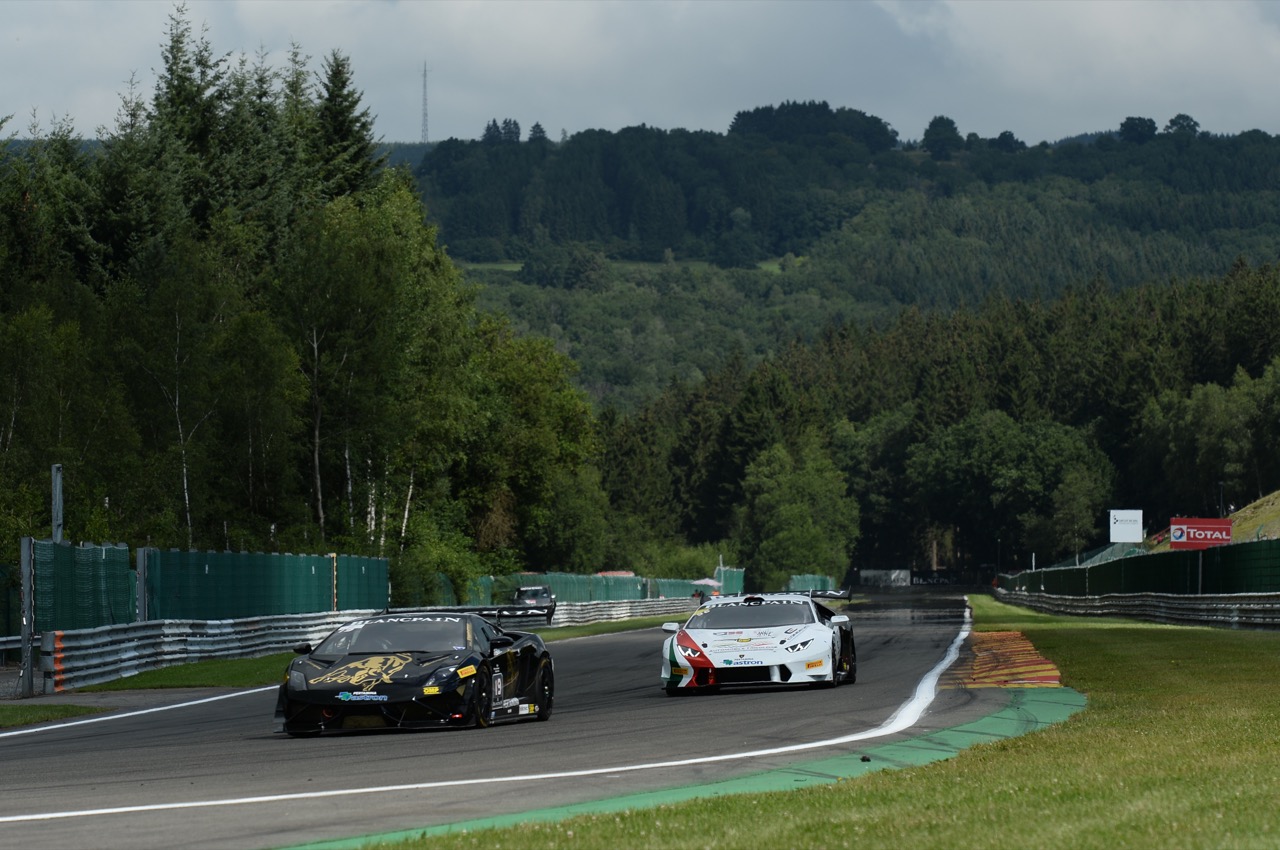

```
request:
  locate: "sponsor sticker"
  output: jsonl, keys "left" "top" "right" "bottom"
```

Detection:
{"left": 422, "top": 686, "right": 441, "bottom": 695}
{"left": 338, "top": 691, "right": 389, "bottom": 702}
{"left": 806, "top": 659, "right": 824, "bottom": 670}
{"left": 722, "top": 659, "right": 764, "bottom": 666}
{"left": 457, "top": 665, "right": 477, "bottom": 678}
{"left": 337, "top": 615, "right": 462, "bottom": 632}
{"left": 309, "top": 654, "right": 411, "bottom": 690}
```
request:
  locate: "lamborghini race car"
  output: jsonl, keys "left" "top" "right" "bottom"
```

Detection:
{"left": 274, "top": 611, "right": 553, "bottom": 736}
{"left": 660, "top": 593, "right": 856, "bottom": 694}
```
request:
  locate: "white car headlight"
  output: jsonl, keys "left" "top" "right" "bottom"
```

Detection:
{"left": 785, "top": 639, "right": 814, "bottom": 653}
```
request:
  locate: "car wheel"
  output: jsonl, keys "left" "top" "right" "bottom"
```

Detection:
{"left": 535, "top": 658, "right": 554, "bottom": 721}
{"left": 846, "top": 637, "right": 858, "bottom": 684}
{"left": 826, "top": 637, "right": 841, "bottom": 688}
{"left": 469, "top": 666, "right": 493, "bottom": 728}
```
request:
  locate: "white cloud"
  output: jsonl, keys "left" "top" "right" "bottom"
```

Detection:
{"left": 3, "top": 0, "right": 1279, "bottom": 145}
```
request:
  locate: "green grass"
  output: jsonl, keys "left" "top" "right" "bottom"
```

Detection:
{"left": 368, "top": 594, "right": 1280, "bottom": 850}
{"left": 0, "top": 702, "right": 101, "bottom": 729}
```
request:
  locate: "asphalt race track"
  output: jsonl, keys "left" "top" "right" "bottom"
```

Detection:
{"left": 0, "top": 591, "right": 1007, "bottom": 850}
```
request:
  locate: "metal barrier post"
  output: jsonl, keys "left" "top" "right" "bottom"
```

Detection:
{"left": 136, "top": 547, "right": 149, "bottom": 622}
{"left": 19, "top": 537, "right": 34, "bottom": 698}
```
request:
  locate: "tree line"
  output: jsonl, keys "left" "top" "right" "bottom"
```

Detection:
{"left": 415, "top": 101, "right": 1280, "bottom": 301}
{"left": 597, "top": 262, "right": 1280, "bottom": 583}
{"left": 0, "top": 7, "right": 601, "bottom": 601}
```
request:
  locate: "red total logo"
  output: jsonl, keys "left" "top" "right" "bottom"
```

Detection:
{"left": 1169, "top": 518, "right": 1232, "bottom": 550}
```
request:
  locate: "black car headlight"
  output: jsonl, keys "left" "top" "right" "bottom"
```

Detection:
{"left": 288, "top": 668, "right": 308, "bottom": 690}
{"left": 423, "top": 666, "right": 458, "bottom": 686}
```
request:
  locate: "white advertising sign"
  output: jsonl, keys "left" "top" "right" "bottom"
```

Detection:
{"left": 1109, "top": 509, "right": 1143, "bottom": 543}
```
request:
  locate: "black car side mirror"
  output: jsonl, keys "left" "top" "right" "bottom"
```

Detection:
{"left": 293, "top": 643, "right": 312, "bottom": 654}
{"left": 490, "top": 635, "right": 516, "bottom": 653}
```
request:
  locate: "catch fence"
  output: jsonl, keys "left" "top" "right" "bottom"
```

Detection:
{"left": 997, "top": 539, "right": 1280, "bottom": 597}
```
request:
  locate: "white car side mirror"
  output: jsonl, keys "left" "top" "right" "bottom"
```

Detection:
{"left": 831, "top": 615, "right": 849, "bottom": 625}
{"left": 662, "top": 622, "right": 681, "bottom": 633}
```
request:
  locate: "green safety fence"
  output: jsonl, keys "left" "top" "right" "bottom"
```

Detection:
{"left": 715, "top": 566, "right": 745, "bottom": 594}
{"left": 786, "top": 573, "right": 837, "bottom": 592}
{"left": 143, "top": 549, "right": 388, "bottom": 619}
{"left": 4, "top": 562, "right": 18, "bottom": 638}
{"left": 424, "top": 566, "right": 748, "bottom": 607}
{"left": 997, "top": 538, "right": 1280, "bottom": 596}
{"left": 32, "top": 541, "right": 135, "bottom": 633}
{"left": 337, "top": 554, "right": 390, "bottom": 611}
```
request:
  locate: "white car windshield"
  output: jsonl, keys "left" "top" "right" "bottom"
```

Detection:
{"left": 687, "top": 600, "right": 814, "bottom": 629}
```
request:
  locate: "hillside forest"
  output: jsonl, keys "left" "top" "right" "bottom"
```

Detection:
{"left": 5, "top": 8, "right": 1280, "bottom": 595}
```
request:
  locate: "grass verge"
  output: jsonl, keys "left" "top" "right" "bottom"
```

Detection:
{"left": 0, "top": 702, "right": 101, "bottom": 728}
{"left": 358, "top": 594, "right": 1280, "bottom": 850}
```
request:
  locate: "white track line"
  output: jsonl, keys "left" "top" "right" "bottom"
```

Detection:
{"left": 0, "top": 611, "right": 970, "bottom": 823}
{"left": 0, "top": 686, "right": 278, "bottom": 740}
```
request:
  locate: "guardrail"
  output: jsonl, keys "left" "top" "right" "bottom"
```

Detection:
{"left": 19, "top": 597, "right": 700, "bottom": 695}
{"left": 995, "top": 589, "right": 1280, "bottom": 629}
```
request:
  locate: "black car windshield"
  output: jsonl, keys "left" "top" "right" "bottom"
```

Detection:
{"left": 686, "top": 600, "right": 814, "bottom": 629}
{"left": 313, "top": 615, "right": 471, "bottom": 655}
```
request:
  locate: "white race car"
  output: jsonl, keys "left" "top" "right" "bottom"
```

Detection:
{"left": 660, "top": 592, "right": 856, "bottom": 694}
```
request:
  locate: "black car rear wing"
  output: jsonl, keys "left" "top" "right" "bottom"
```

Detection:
{"left": 807, "top": 588, "right": 854, "bottom": 601}
{"left": 709, "top": 589, "right": 854, "bottom": 602}
{"left": 388, "top": 604, "right": 553, "bottom": 626}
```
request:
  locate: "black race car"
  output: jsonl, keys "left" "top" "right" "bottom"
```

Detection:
{"left": 274, "top": 611, "right": 554, "bottom": 737}
{"left": 509, "top": 585, "right": 557, "bottom": 624}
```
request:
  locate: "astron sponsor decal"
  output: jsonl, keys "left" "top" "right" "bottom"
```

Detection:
{"left": 1169, "top": 518, "right": 1232, "bottom": 550}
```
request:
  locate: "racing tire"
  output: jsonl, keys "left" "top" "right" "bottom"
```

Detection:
{"left": 535, "top": 658, "right": 555, "bottom": 721}
{"left": 825, "top": 637, "right": 841, "bottom": 688}
{"left": 468, "top": 665, "right": 493, "bottom": 729}
{"left": 846, "top": 638, "right": 858, "bottom": 685}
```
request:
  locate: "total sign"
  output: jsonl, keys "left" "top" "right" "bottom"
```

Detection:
{"left": 1169, "top": 518, "right": 1232, "bottom": 550}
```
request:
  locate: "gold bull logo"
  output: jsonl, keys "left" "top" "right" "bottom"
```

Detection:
{"left": 310, "top": 654, "right": 412, "bottom": 691}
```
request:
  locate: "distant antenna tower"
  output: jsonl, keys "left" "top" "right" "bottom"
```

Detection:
{"left": 420, "top": 63, "right": 430, "bottom": 144}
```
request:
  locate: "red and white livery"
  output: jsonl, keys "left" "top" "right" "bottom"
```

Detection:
{"left": 660, "top": 592, "right": 856, "bottom": 694}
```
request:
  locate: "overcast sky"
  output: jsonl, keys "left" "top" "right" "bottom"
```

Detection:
{"left": 6, "top": 0, "right": 1280, "bottom": 147}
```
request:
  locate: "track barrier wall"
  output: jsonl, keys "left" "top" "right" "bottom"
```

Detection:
{"left": 995, "top": 537, "right": 1280, "bottom": 629}
{"left": 32, "top": 597, "right": 701, "bottom": 693}
{"left": 997, "top": 539, "right": 1280, "bottom": 597}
